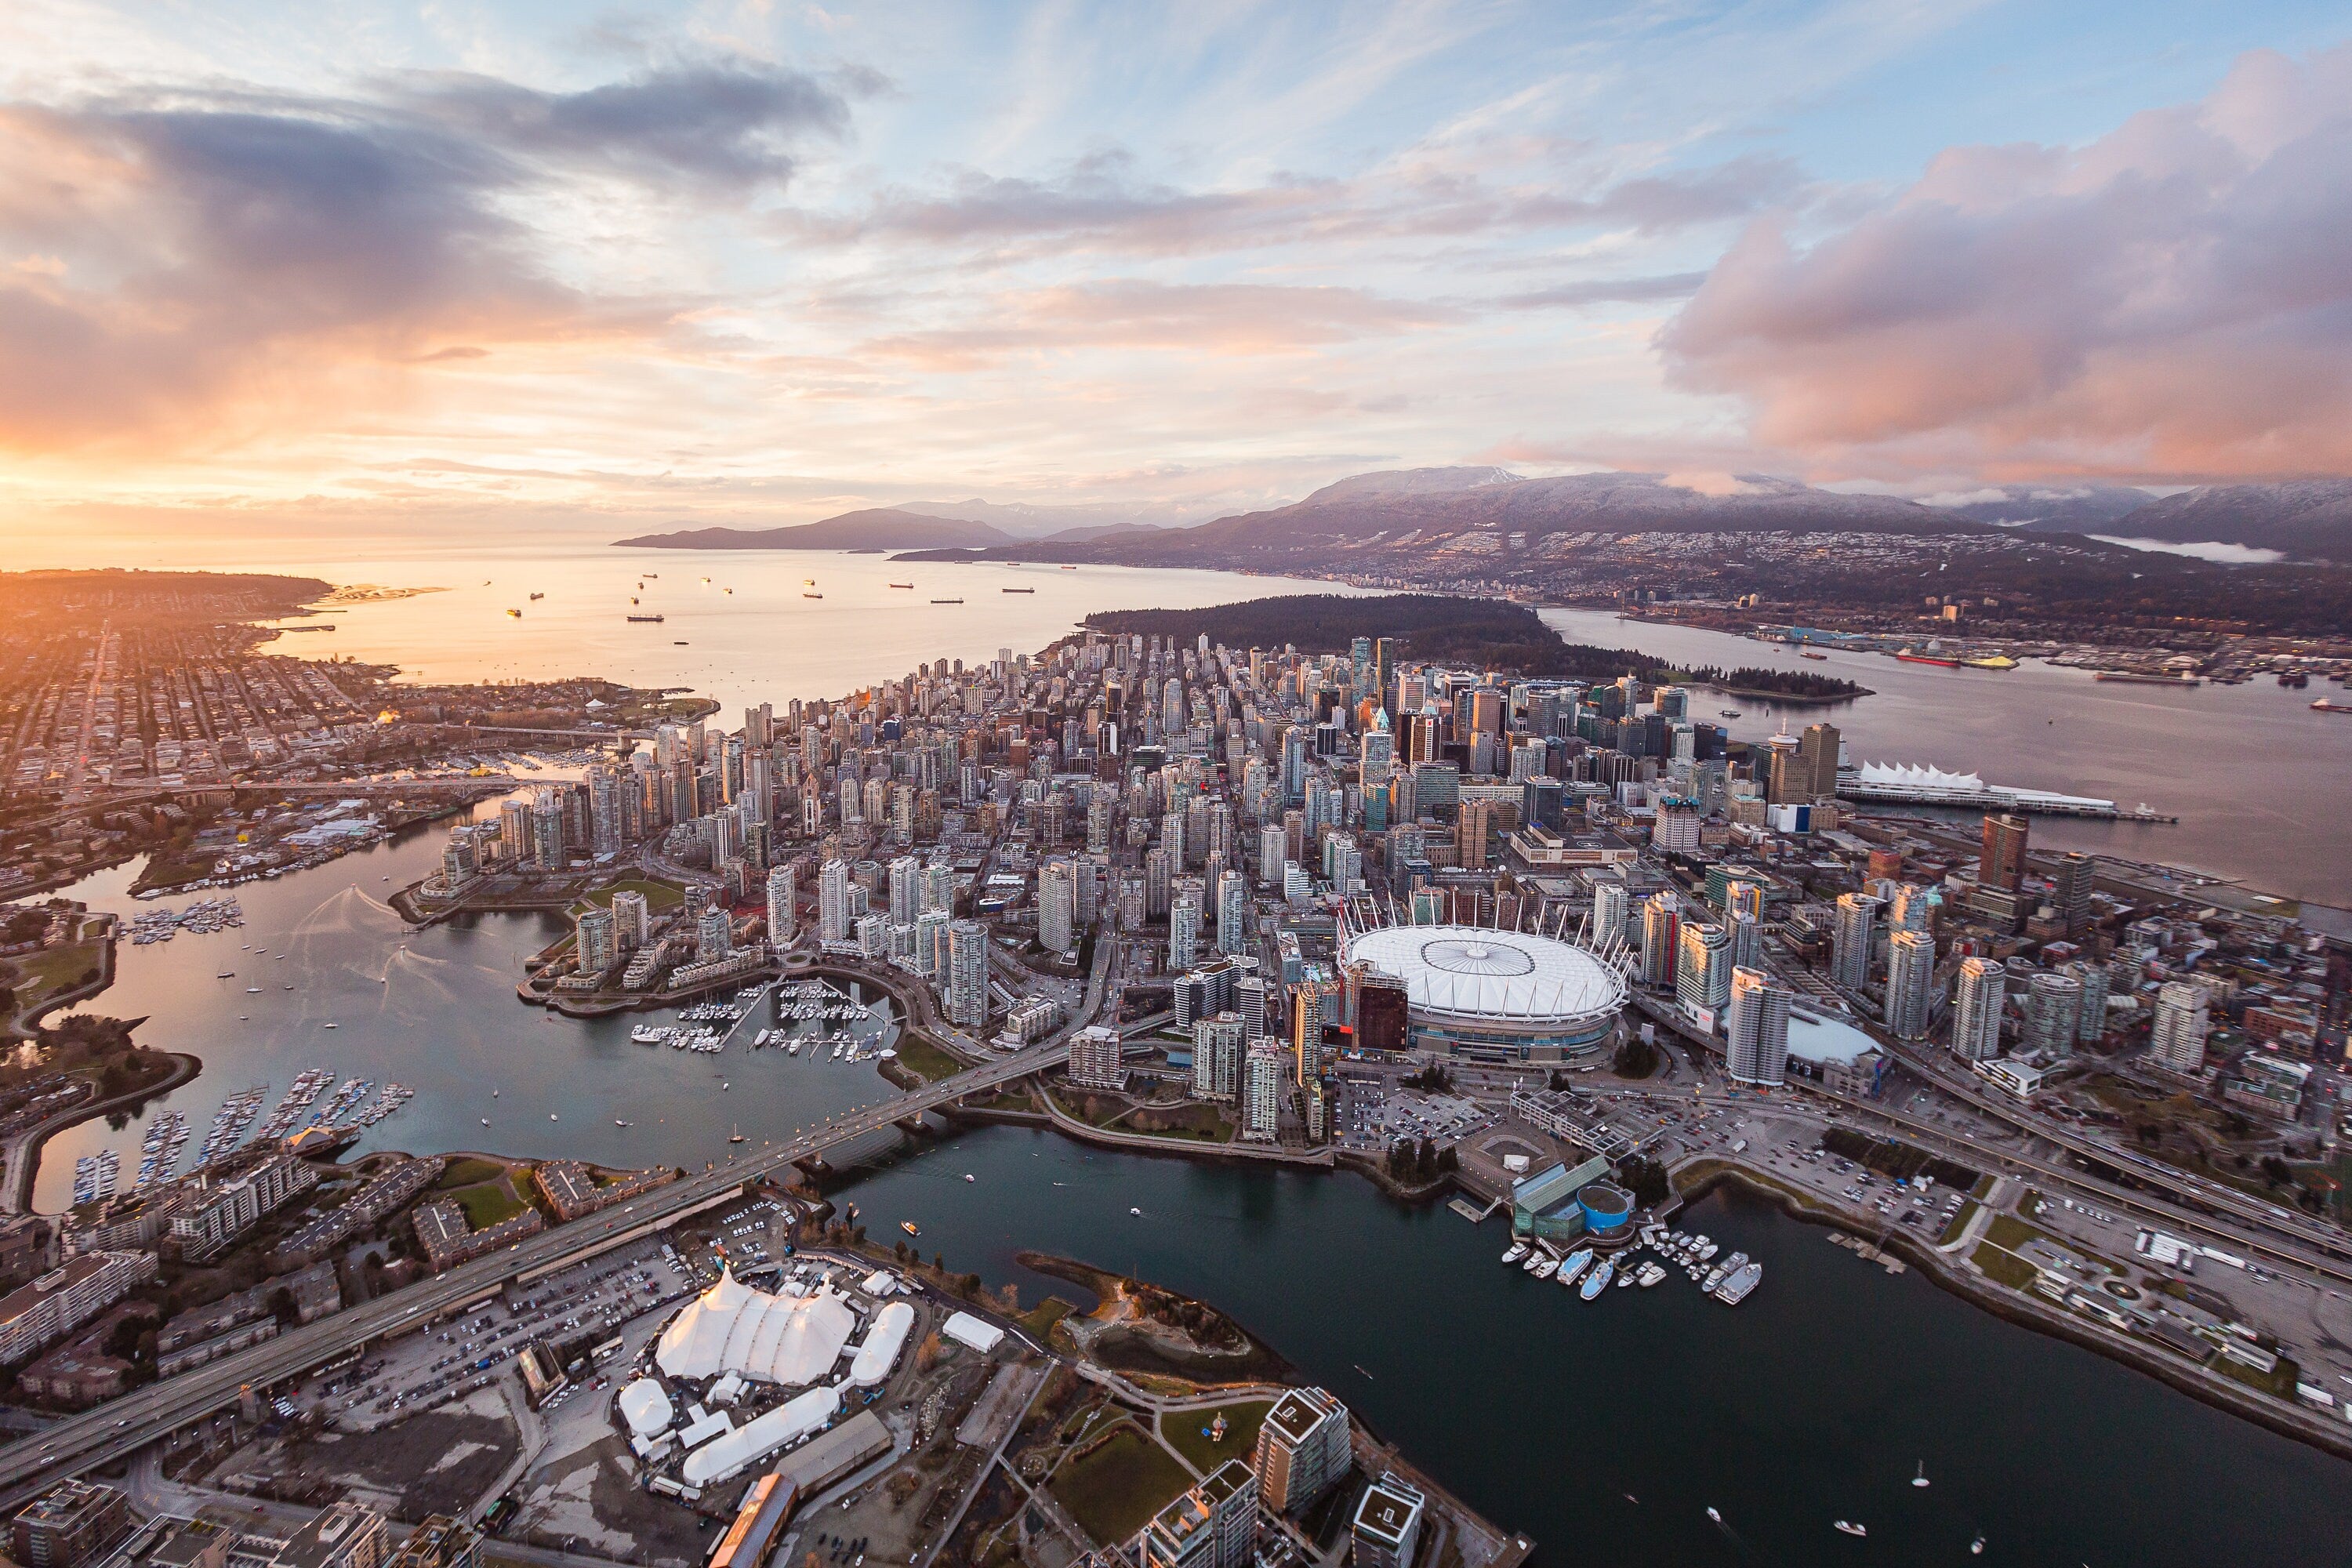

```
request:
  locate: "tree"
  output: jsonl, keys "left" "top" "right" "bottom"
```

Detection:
{"left": 1613, "top": 1032, "right": 1661, "bottom": 1080}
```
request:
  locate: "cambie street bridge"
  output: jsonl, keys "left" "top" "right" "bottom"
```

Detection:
{"left": 0, "top": 1037, "right": 1067, "bottom": 1510}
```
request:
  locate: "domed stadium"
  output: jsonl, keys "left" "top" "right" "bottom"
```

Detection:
{"left": 1344, "top": 924, "right": 1628, "bottom": 1062}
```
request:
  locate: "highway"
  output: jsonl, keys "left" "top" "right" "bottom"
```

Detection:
{"left": 1635, "top": 993, "right": 2352, "bottom": 1284}
{"left": 0, "top": 1036, "right": 1069, "bottom": 1511}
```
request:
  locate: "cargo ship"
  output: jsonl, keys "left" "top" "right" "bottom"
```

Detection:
{"left": 804, "top": 592, "right": 823, "bottom": 599}
{"left": 1800, "top": 650, "right": 1827, "bottom": 660}
{"left": 627, "top": 613, "right": 665, "bottom": 622}
{"left": 1003, "top": 586, "right": 1036, "bottom": 593}
{"left": 888, "top": 582, "right": 914, "bottom": 589}
{"left": 932, "top": 597, "right": 963, "bottom": 604}
{"left": 2313, "top": 700, "right": 2352, "bottom": 714}
{"left": 1894, "top": 648, "right": 1960, "bottom": 667}
{"left": 2092, "top": 670, "right": 2201, "bottom": 686}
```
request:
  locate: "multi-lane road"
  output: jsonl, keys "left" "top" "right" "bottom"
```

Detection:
{"left": 0, "top": 1037, "right": 1068, "bottom": 1511}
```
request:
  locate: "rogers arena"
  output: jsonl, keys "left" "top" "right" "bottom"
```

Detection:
{"left": 1343, "top": 923, "right": 1629, "bottom": 1063}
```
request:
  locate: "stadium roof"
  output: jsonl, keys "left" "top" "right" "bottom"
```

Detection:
{"left": 1345, "top": 924, "right": 1628, "bottom": 1023}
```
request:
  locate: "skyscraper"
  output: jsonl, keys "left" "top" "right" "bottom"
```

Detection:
{"left": 1951, "top": 956, "right": 2006, "bottom": 1061}
{"left": 2024, "top": 970, "right": 2083, "bottom": 1057}
{"left": 2067, "top": 959, "right": 2109, "bottom": 1045}
{"left": 1592, "top": 880, "right": 1630, "bottom": 947}
{"left": 2151, "top": 981, "right": 2211, "bottom": 1074}
{"left": 887, "top": 855, "right": 920, "bottom": 925}
{"left": 1241, "top": 1040, "right": 1285, "bottom": 1142}
{"left": 1192, "top": 1013, "right": 1244, "bottom": 1100}
{"left": 1216, "top": 870, "right": 1249, "bottom": 956}
{"left": 765, "top": 864, "right": 795, "bottom": 946}
{"left": 1725, "top": 966, "right": 1792, "bottom": 1086}
{"left": 1676, "top": 923, "right": 1732, "bottom": 1023}
{"left": 2053, "top": 851, "right": 2096, "bottom": 938}
{"left": 946, "top": 920, "right": 989, "bottom": 1029}
{"left": 1980, "top": 813, "right": 2030, "bottom": 892}
{"left": 1885, "top": 930, "right": 1936, "bottom": 1039}
{"left": 1254, "top": 1387, "right": 1349, "bottom": 1515}
{"left": 574, "top": 907, "right": 615, "bottom": 975}
{"left": 1140, "top": 1460, "right": 1258, "bottom": 1568}
{"left": 1168, "top": 885, "right": 1202, "bottom": 970}
{"left": 1799, "top": 722, "right": 1841, "bottom": 799}
{"left": 1639, "top": 893, "right": 1680, "bottom": 988}
{"left": 610, "top": 890, "right": 650, "bottom": 952}
{"left": 818, "top": 858, "right": 851, "bottom": 943}
{"left": 1038, "top": 860, "right": 1075, "bottom": 952}
{"left": 1726, "top": 909, "right": 1762, "bottom": 974}
{"left": 1831, "top": 893, "right": 1878, "bottom": 990}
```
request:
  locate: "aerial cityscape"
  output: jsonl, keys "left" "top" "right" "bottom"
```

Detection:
{"left": 3, "top": 5, "right": 2351, "bottom": 1568}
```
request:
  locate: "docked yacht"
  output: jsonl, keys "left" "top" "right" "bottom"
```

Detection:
{"left": 1501, "top": 1242, "right": 1529, "bottom": 1265}
{"left": 1555, "top": 1248, "right": 1595, "bottom": 1289}
{"left": 1581, "top": 1259, "right": 1615, "bottom": 1299}
{"left": 1530, "top": 1254, "right": 1560, "bottom": 1280}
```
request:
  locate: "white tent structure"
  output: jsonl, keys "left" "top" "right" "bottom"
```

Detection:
{"left": 848, "top": 1301, "right": 916, "bottom": 1387}
{"left": 616, "top": 1377, "right": 673, "bottom": 1438}
{"left": 681, "top": 1384, "right": 842, "bottom": 1487}
{"left": 655, "top": 1266, "right": 857, "bottom": 1387}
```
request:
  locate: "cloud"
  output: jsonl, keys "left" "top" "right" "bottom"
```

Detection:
{"left": 862, "top": 279, "right": 1454, "bottom": 368}
{"left": 1499, "top": 271, "right": 1708, "bottom": 309}
{"left": 0, "top": 58, "right": 861, "bottom": 453}
{"left": 788, "top": 148, "right": 1801, "bottom": 257}
{"left": 1659, "top": 45, "right": 2352, "bottom": 481}
{"left": 397, "top": 60, "right": 869, "bottom": 191}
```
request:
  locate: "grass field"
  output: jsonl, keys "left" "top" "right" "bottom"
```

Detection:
{"left": 1972, "top": 1241, "right": 2041, "bottom": 1292}
{"left": 453, "top": 1181, "right": 528, "bottom": 1229}
{"left": 1937, "top": 1200, "right": 1981, "bottom": 1246}
{"left": 892, "top": 1036, "right": 964, "bottom": 1083}
{"left": 1160, "top": 1399, "right": 1271, "bottom": 1477}
{"left": 436, "top": 1157, "right": 506, "bottom": 1189}
{"left": 1051, "top": 1425, "right": 1194, "bottom": 1546}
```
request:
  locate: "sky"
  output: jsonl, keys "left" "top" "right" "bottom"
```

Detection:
{"left": 2, "top": 0, "right": 2349, "bottom": 551}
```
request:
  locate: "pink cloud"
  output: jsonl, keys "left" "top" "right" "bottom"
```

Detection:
{"left": 1658, "top": 45, "right": 2352, "bottom": 482}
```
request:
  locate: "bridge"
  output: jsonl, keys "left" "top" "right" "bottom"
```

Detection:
{"left": 0, "top": 1038, "right": 1069, "bottom": 1510}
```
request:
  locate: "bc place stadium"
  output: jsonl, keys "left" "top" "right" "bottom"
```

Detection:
{"left": 1341, "top": 912, "right": 1631, "bottom": 1063}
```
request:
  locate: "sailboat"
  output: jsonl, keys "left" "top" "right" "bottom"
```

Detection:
{"left": 728, "top": 1125, "right": 746, "bottom": 1143}
{"left": 1912, "top": 1461, "right": 1929, "bottom": 1488}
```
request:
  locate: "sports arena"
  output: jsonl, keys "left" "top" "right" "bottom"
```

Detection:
{"left": 1343, "top": 923, "right": 1630, "bottom": 1062}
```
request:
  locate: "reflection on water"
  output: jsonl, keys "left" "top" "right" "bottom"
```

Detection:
{"left": 845, "top": 1125, "right": 2352, "bottom": 1568}
{"left": 40, "top": 816, "right": 908, "bottom": 1214}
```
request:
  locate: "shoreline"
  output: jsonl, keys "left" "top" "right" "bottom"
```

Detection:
{"left": 3, "top": 1050, "right": 202, "bottom": 1215}
{"left": 1672, "top": 1163, "right": 2352, "bottom": 1465}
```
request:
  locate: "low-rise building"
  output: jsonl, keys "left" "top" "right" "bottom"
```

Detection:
{"left": 532, "top": 1160, "right": 673, "bottom": 1224}
{"left": 0, "top": 1251, "right": 156, "bottom": 1367}
{"left": 412, "top": 1200, "right": 543, "bottom": 1273}
{"left": 11, "top": 1479, "right": 131, "bottom": 1568}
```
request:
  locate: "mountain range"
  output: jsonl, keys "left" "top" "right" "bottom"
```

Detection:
{"left": 612, "top": 470, "right": 2352, "bottom": 561}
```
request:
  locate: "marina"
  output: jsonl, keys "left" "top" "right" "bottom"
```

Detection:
{"left": 1505, "top": 1223, "right": 1763, "bottom": 1308}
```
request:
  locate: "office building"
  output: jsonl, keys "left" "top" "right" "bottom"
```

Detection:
{"left": 1798, "top": 722, "right": 1841, "bottom": 799}
{"left": 1885, "top": 930, "right": 1936, "bottom": 1039}
{"left": 2053, "top": 851, "right": 2096, "bottom": 938}
{"left": 2067, "top": 959, "right": 2109, "bottom": 1045}
{"left": 2151, "top": 981, "right": 2212, "bottom": 1074}
{"left": 1980, "top": 813, "right": 2030, "bottom": 892}
{"left": 1725, "top": 967, "right": 1792, "bottom": 1086}
{"left": 1255, "top": 1386, "right": 1349, "bottom": 1514}
{"left": 1951, "top": 956, "right": 2006, "bottom": 1061}
{"left": 1831, "top": 894, "right": 1878, "bottom": 991}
